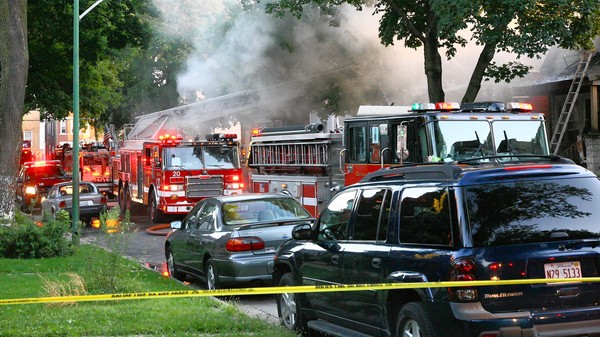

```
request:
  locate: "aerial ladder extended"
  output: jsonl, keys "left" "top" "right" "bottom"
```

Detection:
{"left": 549, "top": 50, "right": 594, "bottom": 155}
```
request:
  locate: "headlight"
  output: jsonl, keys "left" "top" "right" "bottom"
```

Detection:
{"left": 25, "top": 186, "right": 37, "bottom": 195}
{"left": 226, "top": 183, "right": 241, "bottom": 189}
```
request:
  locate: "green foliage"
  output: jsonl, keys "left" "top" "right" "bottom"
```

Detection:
{"left": 80, "top": 206, "right": 139, "bottom": 294}
{"left": 26, "top": 0, "right": 156, "bottom": 124}
{"left": 0, "top": 211, "right": 74, "bottom": 259}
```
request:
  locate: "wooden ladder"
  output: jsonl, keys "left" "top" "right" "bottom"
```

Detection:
{"left": 549, "top": 50, "right": 593, "bottom": 155}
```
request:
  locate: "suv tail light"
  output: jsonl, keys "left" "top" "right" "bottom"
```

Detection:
{"left": 225, "top": 237, "right": 265, "bottom": 252}
{"left": 449, "top": 257, "right": 478, "bottom": 301}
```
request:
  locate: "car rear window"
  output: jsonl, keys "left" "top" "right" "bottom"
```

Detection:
{"left": 222, "top": 198, "right": 311, "bottom": 225}
{"left": 465, "top": 176, "right": 600, "bottom": 247}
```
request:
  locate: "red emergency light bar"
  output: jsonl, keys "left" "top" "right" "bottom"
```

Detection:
{"left": 505, "top": 102, "right": 533, "bottom": 113}
{"left": 206, "top": 133, "right": 238, "bottom": 141}
{"left": 22, "top": 160, "right": 62, "bottom": 168}
{"left": 158, "top": 134, "right": 183, "bottom": 145}
{"left": 411, "top": 102, "right": 460, "bottom": 112}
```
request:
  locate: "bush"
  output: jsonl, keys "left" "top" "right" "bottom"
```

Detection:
{"left": 0, "top": 210, "right": 74, "bottom": 259}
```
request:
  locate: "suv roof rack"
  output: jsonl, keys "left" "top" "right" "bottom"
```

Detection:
{"left": 360, "top": 164, "right": 463, "bottom": 183}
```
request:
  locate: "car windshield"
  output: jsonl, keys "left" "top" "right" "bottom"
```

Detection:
{"left": 26, "top": 166, "right": 67, "bottom": 179}
{"left": 165, "top": 145, "right": 240, "bottom": 170}
{"left": 430, "top": 119, "right": 548, "bottom": 161}
{"left": 222, "top": 198, "right": 311, "bottom": 225}
{"left": 464, "top": 177, "right": 600, "bottom": 247}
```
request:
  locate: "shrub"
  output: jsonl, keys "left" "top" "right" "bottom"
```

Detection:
{"left": 0, "top": 210, "right": 74, "bottom": 259}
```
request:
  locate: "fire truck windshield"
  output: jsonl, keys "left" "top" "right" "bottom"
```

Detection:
{"left": 430, "top": 119, "right": 548, "bottom": 161}
{"left": 165, "top": 145, "right": 240, "bottom": 170}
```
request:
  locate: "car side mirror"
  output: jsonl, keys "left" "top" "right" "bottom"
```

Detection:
{"left": 170, "top": 221, "right": 182, "bottom": 230}
{"left": 292, "top": 223, "right": 312, "bottom": 240}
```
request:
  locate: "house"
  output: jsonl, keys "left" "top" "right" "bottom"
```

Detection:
{"left": 515, "top": 39, "right": 600, "bottom": 174}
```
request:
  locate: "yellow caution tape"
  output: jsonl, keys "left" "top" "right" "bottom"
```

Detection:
{"left": 2, "top": 277, "right": 600, "bottom": 306}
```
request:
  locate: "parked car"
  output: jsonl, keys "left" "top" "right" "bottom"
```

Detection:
{"left": 40, "top": 181, "right": 107, "bottom": 223}
{"left": 165, "top": 193, "right": 313, "bottom": 289}
{"left": 16, "top": 160, "right": 71, "bottom": 212}
{"left": 273, "top": 157, "right": 600, "bottom": 337}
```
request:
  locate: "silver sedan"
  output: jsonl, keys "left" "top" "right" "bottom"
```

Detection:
{"left": 41, "top": 182, "right": 108, "bottom": 223}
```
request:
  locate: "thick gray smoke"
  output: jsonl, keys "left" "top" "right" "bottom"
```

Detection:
{"left": 151, "top": 0, "right": 541, "bottom": 124}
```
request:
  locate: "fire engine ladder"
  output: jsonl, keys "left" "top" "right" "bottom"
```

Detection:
{"left": 251, "top": 141, "right": 330, "bottom": 167}
{"left": 549, "top": 50, "right": 593, "bottom": 155}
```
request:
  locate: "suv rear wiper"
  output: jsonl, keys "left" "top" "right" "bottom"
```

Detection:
{"left": 561, "top": 238, "right": 600, "bottom": 251}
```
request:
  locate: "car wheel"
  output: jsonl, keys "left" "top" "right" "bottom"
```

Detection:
{"left": 166, "top": 248, "right": 185, "bottom": 281}
{"left": 395, "top": 302, "right": 435, "bottom": 337}
{"left": 149, "top": 192, "right": 164, "bottom": 224}
{"left": 276, "top": 273, "right": 308, "bottom": 334}
{"left": 205, "top": 259, "right": 220, "bottom": 290}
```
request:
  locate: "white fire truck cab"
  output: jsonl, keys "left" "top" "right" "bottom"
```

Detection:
{"left": 114, "top": 133, "right": 243, "bottom": 223}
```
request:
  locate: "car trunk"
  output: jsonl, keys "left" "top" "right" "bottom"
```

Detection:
{"left": 236, "top": 223, "right": 297, "bottom": 255}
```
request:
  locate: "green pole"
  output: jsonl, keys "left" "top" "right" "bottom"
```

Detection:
{"left": 72, "top": 0, "right": 80, "bottom": 241}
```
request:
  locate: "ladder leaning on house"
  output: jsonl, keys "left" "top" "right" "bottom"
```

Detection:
{"left": 549, "top": 50, "right": 594, "bottom": 155}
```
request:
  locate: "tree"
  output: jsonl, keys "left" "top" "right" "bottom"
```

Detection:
{"left": 266, "top": 0, "right": 600, "bottom": 102}
{"left": 0, "top": 0, "right": 28, "bottom": 222}
{"left": 0, "top": 0, "right": 154, "bottom": 222}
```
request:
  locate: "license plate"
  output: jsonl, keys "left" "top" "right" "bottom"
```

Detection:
{"left": 544, "top": 261, "right": 582, "bottom": 279}
{"left": 79, "top": 200, "right": 92, "bottom": 206}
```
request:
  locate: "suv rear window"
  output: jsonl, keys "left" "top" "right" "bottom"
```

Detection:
{"left": 465, "top": 176, "right": 600, "bottom": 247}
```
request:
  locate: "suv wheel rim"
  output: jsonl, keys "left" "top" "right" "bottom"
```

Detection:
{"left": 279, "top": 292, "right": 296, "bottom": 329}
{"left": 402, "top": 319, "right": 421, "bottom": 337}
{"left": 207, "top": 265, "right": 216, "bottom": 290}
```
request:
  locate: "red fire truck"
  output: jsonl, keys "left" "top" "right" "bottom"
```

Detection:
{"left": 248, "top": 101, "right": 550, "bottom": 216}
{"left": 58, "top": 143, "right": 114, "bottom": 198}
{"left": 20, "top": 140, "right": 35, "bottom": 165}
{"left": 113, "top": 132, "right": 243, "bottom": 223}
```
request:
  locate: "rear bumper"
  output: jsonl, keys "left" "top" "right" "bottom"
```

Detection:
{"left": 65, "top": 205, "right": 107, "bottom": 218}
{"left": 449, "top": 302, "right": 600, "bottom": 337}
{"left": 213, "top": 254, "right": 274, "bottom": 286}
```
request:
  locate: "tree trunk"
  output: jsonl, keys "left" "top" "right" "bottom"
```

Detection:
{"left": 422, "top": 14, "right": 444, "bottom": 102}
{"left": 0, "top": 0, "right": 28, "bottom": 223}
{"left": 462, "top": 43, "right": 496, "bottom": 103}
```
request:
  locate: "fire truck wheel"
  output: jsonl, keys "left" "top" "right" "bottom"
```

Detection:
{"left": 149, "top": 192, "right": 164, "bottom": 224}
{"left": 205, "top": 259, "right": 220, "bottom": 290}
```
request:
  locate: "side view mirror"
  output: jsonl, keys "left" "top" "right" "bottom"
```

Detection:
{"left": 170, "top": 221, "right": 182, "bottom": 230}
{"left": 154, "top": 160, "right": 161, "bottom": 168}
{"left": 292, "top": 223, "right": 312, "bottom": 240}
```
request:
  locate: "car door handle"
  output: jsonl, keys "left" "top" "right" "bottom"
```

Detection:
{"left": 371, "top": 258, "right": 381, "bottom": 269}
{"left": 331, "top": 254, "right": 340, "bottom": 265}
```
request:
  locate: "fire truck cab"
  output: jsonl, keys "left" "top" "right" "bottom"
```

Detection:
{"left": 343, "top": 101, "right": 549, "bottom": 185}
{"left": 114, "top": 133, "right": 243, "bottom": 223}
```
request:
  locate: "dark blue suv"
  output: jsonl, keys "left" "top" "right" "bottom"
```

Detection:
{"left": 272, "top": 157, "right": 600, "bottom": 337}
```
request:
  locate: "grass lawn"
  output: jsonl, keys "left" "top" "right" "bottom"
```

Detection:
{"left": 0, "top": 244, "right": 297, "bottom": 337}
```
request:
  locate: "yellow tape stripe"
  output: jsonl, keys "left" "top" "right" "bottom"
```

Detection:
{"left": 3, "top": 277, "right": 600, "bottom": 306}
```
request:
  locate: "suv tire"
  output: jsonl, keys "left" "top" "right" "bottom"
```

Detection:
{"left": 276, "top": 273, "right": 308, "bottom": 335}
{"left": 395, "top": 302, "right": 435, "bottom": 337}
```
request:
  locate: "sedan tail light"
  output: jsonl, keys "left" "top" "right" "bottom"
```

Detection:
{"left": 225, "top": 237, "right": 265, "bottom": 252}
{"left": 100, "top": 196, "right": 107, "bottom": 204}
{"left": 58, "top": 200, "right": 67, "bottom": 209}
{"left": 448, "top": 257, "right": 478, "bottom": 301}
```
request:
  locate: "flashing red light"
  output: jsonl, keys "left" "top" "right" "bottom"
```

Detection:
{"left": 206, "top": 133, "right": 238, "bottom": 141}
{"left": 231, "top": 175, "right": 240, "bottom": 182}
{"left": 158, "top": 133, "right": 183, "bottom": 144}
{"left": 506, "top": 102, "right": 533, "bottom": 113}
{"left": 435, "top": 102, "right": 461, "bottom": 111}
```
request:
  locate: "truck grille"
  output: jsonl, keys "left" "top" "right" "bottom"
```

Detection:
{"left": 186, "top": 175, "right": 224, "bottom": 198}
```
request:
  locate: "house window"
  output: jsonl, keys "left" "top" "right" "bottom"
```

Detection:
{"left": 60, "top": 120, "right": 67, "bottom": 135}
{"left": 23, "top": 131, "right": 33, "bottom": 142}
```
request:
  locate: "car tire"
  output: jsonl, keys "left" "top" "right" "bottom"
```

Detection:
{"left": 149, "top": 192, "right": 164, "bottom": 224}
{"left": 395, "top": 302, "right": 435, "bottom": 337}
{"left": 205, "top": 259, "right": 220, "bottom": 290}
{"left": 166, "top": 248, "right": 186, "bottom": 281}
{"left": 276, "top": 273, "right": 308, "bottom": 335}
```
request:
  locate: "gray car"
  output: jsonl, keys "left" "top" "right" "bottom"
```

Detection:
{"left": 165, "top": 193, "right": 313, "bottom": 289}
{"left": 41, "top": 181, "right": 108, "bottom": 223}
